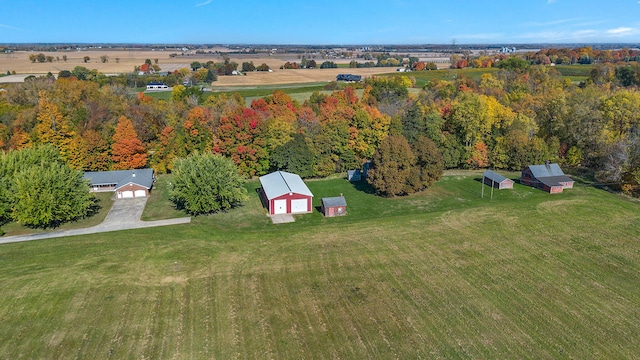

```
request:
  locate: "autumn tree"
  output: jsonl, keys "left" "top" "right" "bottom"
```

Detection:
{"left": 83, "top": 130, "right": 111, "bottom": 171}
{"left": 367, "top": 135, "right": 415, "bottom": 197}
{"left": 111, "top": 115, "right": 147, "bottom": 170}
{"left": 33, "top": 92, "right": 78, "bottom": 163}
{"left": 409, "top": 136, "right": 444, "bottom": 190}
{"left": 214, "top": 107, "right": 268, "bottom": 177}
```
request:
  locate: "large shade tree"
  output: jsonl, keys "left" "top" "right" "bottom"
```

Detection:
{"left": 367, "top": 135, "right": 416, "bottom": 197}
{"left": 0, "top": 146, "right": 95, "bottom": 228}
{"left": 169, "top": 153, "right": 248, "bottom": 215}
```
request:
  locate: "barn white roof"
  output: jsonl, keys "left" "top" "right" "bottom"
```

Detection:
{"left": 259, "top": 171, "right": 313, "bottom": 200}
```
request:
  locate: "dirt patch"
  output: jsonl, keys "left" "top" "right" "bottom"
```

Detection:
{"left": 161, "top": 276, "right": 188, "bottom": 284}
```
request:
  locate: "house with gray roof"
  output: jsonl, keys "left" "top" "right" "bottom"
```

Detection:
{"left": 83, "top": 169, "right": 154, "bottom": 199}
{"left": 259, "top": 171, "right": 313, "bottom": 215}
{"left": 521, "top": 163, "right": 574, "bottom": 194}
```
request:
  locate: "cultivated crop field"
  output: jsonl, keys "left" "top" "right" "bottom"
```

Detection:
{"left": 0, "top": 49, "right": 396, "bottom": 86}
{"left": 1, "top": 174, "right": 639, "bottom": 359}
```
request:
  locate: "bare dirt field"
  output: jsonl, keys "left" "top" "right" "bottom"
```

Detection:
{"left": 0, "top": 49, "right": 449, "bottom": 86}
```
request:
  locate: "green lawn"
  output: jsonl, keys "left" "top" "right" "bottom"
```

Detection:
{"left": 1, "top": 192, "right": 114, "bottom": 236}
{"left": 380, "top": 68, "right": 500, "bottom": 87}
{"left": 1, "top": 173, "right": 639, "bottom": 359}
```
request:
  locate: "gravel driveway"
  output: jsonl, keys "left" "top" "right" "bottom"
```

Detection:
{"left": 0, "top": 197, "right": 191, "bottom": 245}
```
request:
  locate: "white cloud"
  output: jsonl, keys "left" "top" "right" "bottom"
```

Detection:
{"left": 607, "top": 27, "right": 634, "bottom": 35}
{"left": 0, "top": 23, "right": 21, "bottom": 30}
{"left": 522, "top": 18, "right": 576, "bottom": 28}
{"left": 196, "top": 0, "right": 212, "bottom": 6}
{"left": 547, "top": 0, "right": 558, "bottom": 4}
{"left": 571, "top": 29, "right": 598, "bottom": 38}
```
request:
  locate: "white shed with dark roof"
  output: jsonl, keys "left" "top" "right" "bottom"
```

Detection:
{"left": 259, "top": 171, "right": 313, "bottom": 215}
{"left": 83, "top": 169, "right": 154, "bottom": 198}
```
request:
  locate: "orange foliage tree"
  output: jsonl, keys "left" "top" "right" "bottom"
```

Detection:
{"left": 111, "top": 116, "right": 147, "bottom": 170}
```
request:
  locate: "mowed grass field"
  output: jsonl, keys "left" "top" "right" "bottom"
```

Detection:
{"left": 1, "top": 173, "right": 639, "bottom": 359}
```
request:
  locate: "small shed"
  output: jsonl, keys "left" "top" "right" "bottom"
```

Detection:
{"left": 521, "top": 163, "right": 574, "bottom": 194}
{"left": 259, "top": 171, "right": 314, "bottom": 215}
{"left": 321, "top": 196, "right": 347, "bottom": 217}
{"left": 347, "top": 169, "right": 362, "bottom": 182}
{"left": 483, "top": 170, "right": 514, "bottom": 189}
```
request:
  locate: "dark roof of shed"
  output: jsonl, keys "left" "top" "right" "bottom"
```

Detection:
{"left": 322, "top": 196, "right": 347, "bottom": 207}
{"left": 83, "top": 169, "right": 154, "bottom": 190}
{"left": 483, "top": 170, "right": 512, "bottom": 183}
{"left": 537, "top": 175, "right": 575, "bottom": 188}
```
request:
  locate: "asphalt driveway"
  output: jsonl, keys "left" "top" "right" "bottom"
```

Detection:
{"left": 0, "top": 197, "right": 191, "bottom": 245}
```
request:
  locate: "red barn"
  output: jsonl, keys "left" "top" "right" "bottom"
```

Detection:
{"left": 521, "top": 163, "right": 574, "bottom": 194}
{"left": 259, "top": 171, "right": 314, "bottom": 215}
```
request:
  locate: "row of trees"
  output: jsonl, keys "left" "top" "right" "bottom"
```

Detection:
{"left": 2, "top": 56, "right": 640, "bottom": 196}
{"left": 241, "top": 61, "right": 271, "bottom": 72}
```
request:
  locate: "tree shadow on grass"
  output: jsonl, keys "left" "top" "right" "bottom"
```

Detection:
{"left": 254, "top": 186, "right": 268, "bottom": 211}
{"left": 350, "top": 180, "right": 376, "bottom": 194}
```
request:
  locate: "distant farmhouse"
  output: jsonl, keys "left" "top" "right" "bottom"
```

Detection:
{"left": 83, "top": 169, "right": 155, "bottom": 199}
{"left": 521, "top": 163, "right": 574, "bottom": 194}
{"left": 336, "top": 74, "right": 362, "bottom": 82}
{"left": 146, "top": 82, "right": 169, "bottom": 91}
{"left": 259, "top": 171, "right": 314, "bottom": 215}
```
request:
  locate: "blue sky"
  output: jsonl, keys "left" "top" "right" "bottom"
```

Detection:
{"left": 1, "top": 0, "right": 639, "bottom": 44}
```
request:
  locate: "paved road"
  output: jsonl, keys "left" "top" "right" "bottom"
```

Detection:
{"left": 0, "top": 198, "right": 191, "bottom": 245}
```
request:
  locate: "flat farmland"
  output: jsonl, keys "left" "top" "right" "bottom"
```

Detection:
{"left": 1, "top": 174, "right": 639, "bottom": 359}
{"left": 0, "top": 50, "right": 399, "bottom": 85}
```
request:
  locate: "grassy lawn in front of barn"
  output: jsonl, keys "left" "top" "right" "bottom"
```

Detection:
{"left": 1, "top": 172, "right": 639, "bottom": 359}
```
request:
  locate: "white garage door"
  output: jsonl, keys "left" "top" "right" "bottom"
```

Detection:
{"left": 121, "top": 191, "right": 134, "bottom": 199}
{"left": 273, "top": 199, "right": 287, "bottom": 214}
{"left": 134, "top": 190, "right": 147, "bottom": 197}
{"left": 291, "top": 199, "right": 308, "bottom": 213}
